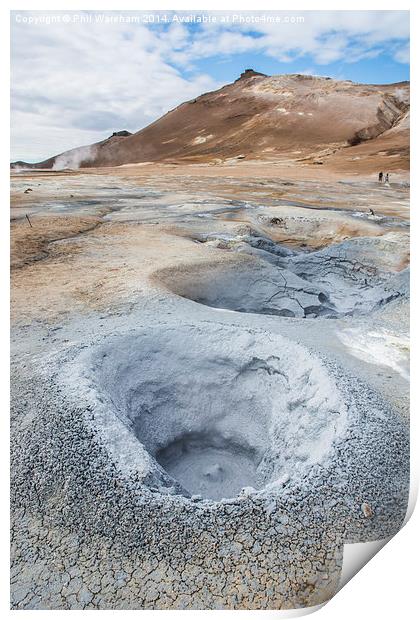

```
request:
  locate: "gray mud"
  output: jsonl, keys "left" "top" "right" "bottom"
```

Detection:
{"left": 161, "top": 233, "right": 408, "bottom": 319}
{"left": 10, "top": 172, "right": 410, "bottom": 609}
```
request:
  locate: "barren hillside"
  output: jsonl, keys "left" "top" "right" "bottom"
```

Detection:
{"left": 12, "top": 70, "right": 409, "bottom": 171}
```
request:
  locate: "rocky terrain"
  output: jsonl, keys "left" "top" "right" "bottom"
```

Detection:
{"left": 10, "top": 162, "right": 409, "bottom": 610}
{"left": 11, "top": 71, "right": 409, "bottom": 173}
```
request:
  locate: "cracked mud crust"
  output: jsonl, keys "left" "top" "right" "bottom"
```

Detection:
{"left": 10, "top": 319, "right": 409, "bottom": 610}
{"left": 11, "top": 166, "right": 409, "bottom": 609}
{"left": 11, "top": 357, "right": 343, "bottom": 610}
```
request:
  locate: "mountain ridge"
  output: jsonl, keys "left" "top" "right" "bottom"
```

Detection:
{"left": 11, "top": 72, "right": 410, "bottom": 171}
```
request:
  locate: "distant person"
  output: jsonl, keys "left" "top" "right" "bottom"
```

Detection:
{"left": 378, "top": 171, "right": 383, "bottom": 183}
{"left": 385, "top": 173, "right": 390, "bottom": 184}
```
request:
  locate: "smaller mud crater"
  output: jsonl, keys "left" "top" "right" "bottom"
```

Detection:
{"left": 160, "top": 233, "right": 407, "bottom": 319}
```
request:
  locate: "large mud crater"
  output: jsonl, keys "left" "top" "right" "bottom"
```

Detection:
{"left": 88, "top": 324, "right": 347, "bottom": 500}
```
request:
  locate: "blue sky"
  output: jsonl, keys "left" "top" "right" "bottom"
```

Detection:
{"left": 194, "top": 53, "right": 409, "bottom": 87}
{"left": 11, "top": 10, "right": 409, "bottom": 162}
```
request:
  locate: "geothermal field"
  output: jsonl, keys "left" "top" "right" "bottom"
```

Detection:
{"left": 10, "top": 73, "right": 410, "bottom": 609}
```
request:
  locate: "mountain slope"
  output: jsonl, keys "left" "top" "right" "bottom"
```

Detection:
{"left": 12, "top": 70, "right": 410, "bottom": 170}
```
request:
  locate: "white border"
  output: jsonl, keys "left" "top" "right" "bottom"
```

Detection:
{"left": 3, "top": 1, "right": 418, "bottom": 618}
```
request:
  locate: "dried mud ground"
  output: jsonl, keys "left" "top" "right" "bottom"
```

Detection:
{"left": 10, "top": 163, "right": 410, "bottom": 610}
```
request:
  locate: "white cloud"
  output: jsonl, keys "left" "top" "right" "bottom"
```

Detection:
{"left": 10, "top": 12, "right": 219, "bottom": 161}
{"left": 185, "top": 10, "right": 409, "bottom": 66}
{"left": 394, "top": 44, "right": 410, "bottom": 64}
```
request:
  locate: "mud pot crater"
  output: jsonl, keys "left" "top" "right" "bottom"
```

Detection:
{"left": 160, "top": 234, "right": 408, "bottom": 319}
{"left": 85, "top": 324, "right": 347, "bottom": 501}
